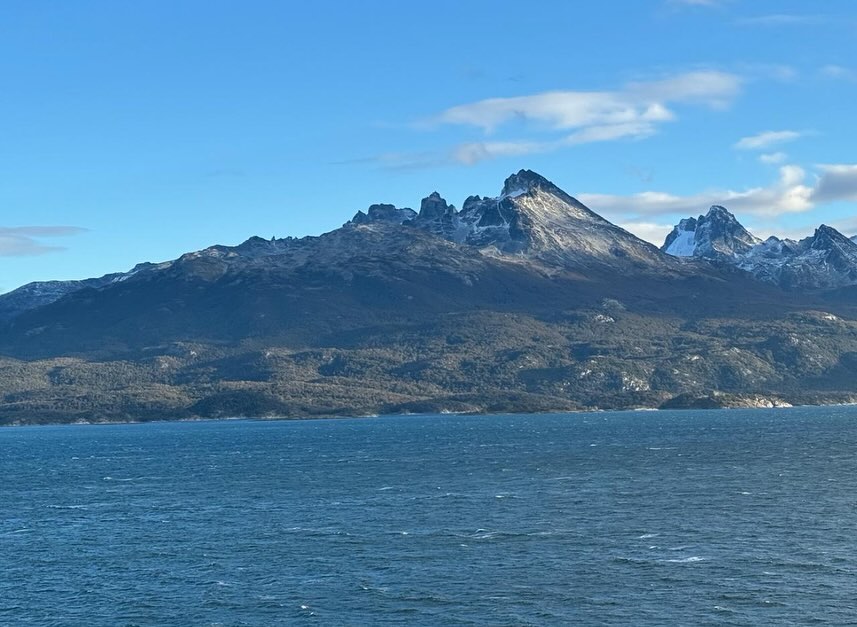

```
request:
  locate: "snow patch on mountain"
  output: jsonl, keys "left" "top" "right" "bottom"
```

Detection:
{"left": 664, "top": 224, "right": 697, "bottom": 257}
{"left": 664, "top": 207, "right": 857, "bottom": 289}
{"left": 662, "top": 206, "right": 760, "bottom": 261}
{"left": 342, "top": 169, "right": 670, "bottom": 272}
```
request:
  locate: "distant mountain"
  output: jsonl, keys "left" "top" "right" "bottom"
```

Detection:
{"left": 663, "top": 208, "right": 857, "bottom": 289}
{"left": 739, "top": 226, "right": 857, "bottom": 289}
{"left": 5, "top": 170, "right": 857, "bottom": 424}
{"left": 662, "top": 205, "right": 761, "bottom": 260}
{"left": 354, "top": 169, "right": 677, "bottom": 274}
{"left": 0, "top": 263, "right": 168, "bottom": 321}
{"left": 0, "top": 278, "right": 115, "bottom": 322}
{"left": 350, "top": 203, "right": 417, "bottom": 226}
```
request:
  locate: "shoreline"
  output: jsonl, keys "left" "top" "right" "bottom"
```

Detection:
{"left": 0, "top": 400, "right": 837, "bottom": 429}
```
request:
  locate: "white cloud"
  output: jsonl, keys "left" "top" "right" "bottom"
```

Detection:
{"left": 759, "top": 152, "right": 788, "bottom": 164}
{"left": 734, "top": 130, "right": 802, "bottom": 150}
{"left": 448, "top": 121, "right": 665, "bottom": 165}
{"left": 437, "top": 91, "right": 663, "bottom": 134}
{"left": 568, "top": 121, "right": 659, "bottom": 144}
{"left": 615, "top": 221, "right": 676, "bottom": 246}
{"left": 579, "top": 165, "right": 814, "bottom": 219}
{"left": 624, "top": 72, "right": 740, "bottom": 109}
{"left": 436, "top": 71, "right": 738, "bottom": 134}
{"left": 427, "top": 70, "right": 742, "bottom": 164}
{"left": 0, "top": 226, "right": 86, "bottom": 257}
{"left": 579, "top": 162, "right": 857, "bottom": 233}
{"left": 452, "top": 140, "right": 550, "bottom": 165}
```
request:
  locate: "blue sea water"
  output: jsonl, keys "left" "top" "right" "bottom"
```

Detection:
{"left": 3, "top": 407, "right": 857, "bottom": 625}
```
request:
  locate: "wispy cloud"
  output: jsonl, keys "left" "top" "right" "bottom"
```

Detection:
{"left": 737, "top": 14, "right": 828, "bottom": 26}
{"left": 436, "top": 91, "right": 669, "bottom": 135}
{"left": 354, "top": 70, "right": 743, "bottom": 169}
{"left": 579, "top": 165, "right": 814, "bottom": 219}
{"left": 616, "top": 221, "right": 677, "bottom": 245}
{"left": 452, "top": 141, "right": 550, "bottom": 166}
{"left": 0, "top": 226, "right": 86, "bottom": 257}
{"left": 759, "top": 152, "right": 788, "bottom": 165}
{"left": 415, "top": 70, "right": 742, "bottom": 165}
{"left": 581, "top": 162, "right": 857, "bottom": 226}
{"left": 434, "top": 71, "right": 737, "bottom": 134}
{"left": 738, "top": 63, "right": 798, "bottom": 82}
{"left": 734, "top": 130, "right": 803, "bottom": 150}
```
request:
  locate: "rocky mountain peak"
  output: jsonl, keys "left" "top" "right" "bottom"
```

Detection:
{"left": 691, "top": 219, "right": 857, "bottom": 289}
{"left": 705, "top": 204, "right": 734, "bottom": 220}
{"left": 418, "top": 192, "right": 455, "bottom": 220}
{"left": 349, "top": 203, "right": 417, "bottom": 226}
{"left": 450, "top": 170, "right": 670, "bottom": 271}
{"left": 810, "top": 224, "right": 851, "bottom": 249}
{"left": 461, "top": 195, "right": 485, "bottom": 212}
{"left": 409, "top": 192, "right": 462, "bottom": 241}
{"left": 696, "top": 205, "right": 760, "bottom": 255}
{"left": 678, "top": 217, "right": 698, "bottom": 230}
{"left": 501, "top": 169, "right": 555, "bottom": 197}
{"left": 747, "top": 224, "right": 857, "bottom": 289}
{"left": 663, "top": 204, "right": 760, "bottom": 259}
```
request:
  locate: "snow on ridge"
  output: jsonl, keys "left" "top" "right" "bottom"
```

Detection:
{"left": 665, "top": 228, "right": 697, "bottom": 257}
{"left": 501, "top": 187, "right": 528, "bottom": 200}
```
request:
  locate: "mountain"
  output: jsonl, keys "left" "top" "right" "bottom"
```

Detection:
{"left": 739, "top": 226, "right": 857, "bottom": 289}
{"left": 1, "top": 169, "right": 680, "bottom": 327}
{"left": 663, "top": 209, "right": 857, "bottom": 290}
{"left": 355, "top": 169, "right": 677, "bottom": 274}
{"left": 0, "top": 278, "right": 115, "bottom": 322}
{"left": 349, "top": 203, "right": 417, "bottom": 225}
{"left": 0, "top": 262, "right": 170, "bottom": 321}
{"left": 454, "top": 169, "right": 676, "bottom": 272}
{"left": 662, "top": 205, "right": 761, "bottom": 259}
{"left": 5, "top": 170, "right": 857, "bottom": 424}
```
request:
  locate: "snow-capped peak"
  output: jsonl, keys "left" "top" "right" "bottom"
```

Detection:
{"left": 662, "top": 209, "right": 857, "bottom": 289}
{"left": 810, "top": 224, "right": 852, "bottom": 250}
{"left": 663, "top": 221, "right": 698, "bottom": 257}
{"left": 738, "top": 224, "right": 857, "bottom": 289}
{"left": 500, "top": 169, "right": 554, "bottom": 198}
{"left": 662, "top": 205, "right": 760, "bottom": 260}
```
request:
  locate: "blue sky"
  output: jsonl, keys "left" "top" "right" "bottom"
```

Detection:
{"left": 2, "top": 0, "right": 857, "bottom": 291}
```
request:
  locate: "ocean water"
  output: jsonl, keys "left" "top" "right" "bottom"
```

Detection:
{"left": 3, "top": 408, "right": 857, "bottom": 625}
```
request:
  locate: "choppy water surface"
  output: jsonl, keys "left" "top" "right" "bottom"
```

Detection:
{"left": 3, "top": 407, "right": 857, "bottom": 625}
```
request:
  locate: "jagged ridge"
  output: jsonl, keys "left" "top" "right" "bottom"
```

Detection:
{"left": 662, "top": 206, "right": 857, "bottom": 289}
{"left": 662, "top": 205, "right": 761, "bottom": 259}
{"left": 349, "top": 169, "right": 675, "bottom": 273}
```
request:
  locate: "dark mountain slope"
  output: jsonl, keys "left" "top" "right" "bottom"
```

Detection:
{"left": 4, "top": 170, "right": 857, "bottom": 423}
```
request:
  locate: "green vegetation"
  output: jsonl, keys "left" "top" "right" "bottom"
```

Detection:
{"left": 4, "top": 307, "right": 857, "bottom": 424}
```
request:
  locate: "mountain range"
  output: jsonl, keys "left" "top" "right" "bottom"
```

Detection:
{"left": 4, "top": 170, "right": 857, "bottom": 424}
{"left": 661, "top": 205, "right": 857, "bottom": 289}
